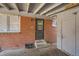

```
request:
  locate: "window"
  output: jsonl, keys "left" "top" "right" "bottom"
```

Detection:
{"left": 0, "top": 15, "right": 7, "bottom": 32}
{"left": 0, "top": 15, "right": 20, "bottom": 33}
{"left": 9, "top": 16, "right": 20, "bottom": 32}
{"left": 52, "top": 16, "right": 57, "bottom": 27}
{"left": 52, "top": 20, "right": 57, "bottom": 27}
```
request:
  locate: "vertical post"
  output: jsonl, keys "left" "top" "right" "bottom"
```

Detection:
{"left": 73, "top": 12, "right": 77, "bottom": 56}
{"left": 61, "top": 16, "right": 63, "bottom": 49}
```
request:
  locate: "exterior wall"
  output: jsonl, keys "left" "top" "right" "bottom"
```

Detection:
{"left": 0, "top": 16, "right": 36, "bottom": 48}
{"left": 75, "top": 10, "right": 79, "bottom": 56}
{"left": 44, "top": 19, "right": 56, "bottom": 44}
{"left": 0, "top": 16, "right": 56, "bottom": 49}
{"left": 56, "top": 6, "right": 79, "bottom": 56}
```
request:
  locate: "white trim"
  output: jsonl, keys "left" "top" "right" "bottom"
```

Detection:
{"left": 33, "top": 3, "right": 45, "bottom": 14}
{"left": 11, "top": 3, "right": 19, "bottom": 12}
{"left": 26, "top": 3, "right": 30, "bottom": 13}
{"left": 40, "top": 3, "right": 62, "bottom": 15}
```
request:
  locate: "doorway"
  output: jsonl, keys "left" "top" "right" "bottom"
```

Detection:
{"left": 36, "top": 18, "right": 44, "bottom": 40}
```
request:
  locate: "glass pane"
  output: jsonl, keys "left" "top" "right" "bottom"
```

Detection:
{"left": 37, "top": 20, "right": 43, "bottom": 30}
{"left": 37, "top": 20, "right": 43, "bottom": 26}
{"left": 10, "top": 16, "right": 20, "bottom": 32}
{"left": 0, "top": 15, "right": 7, "bottom": 32}
{"left": 38, "top": 25, "right": 43, "bottom": 30}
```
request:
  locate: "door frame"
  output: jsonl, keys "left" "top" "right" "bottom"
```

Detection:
{"left": 35, "top": 18, "right": 44, "bottom": 40}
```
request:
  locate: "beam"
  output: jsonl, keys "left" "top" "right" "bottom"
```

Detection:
{"left": 11, "top": 3, "right": 19, "bottom": 11}
{"left": 0, "top": 12, "right": 51, "bottom": 20}
{"left": 40, "top": 3, "right": 62, "bottom": 15}
{"left": 46, "top": 7, "right": 65, "bottom": 16}
{"left": 47, "top": 3, "right": 79, "bottom": 16}
{"left": 0, "top": 3, "right": 8, "bottom": 10}
{"left": 33, "top": 3, "right": 45, "bottom": 14}
{"left": 15, "top": 3, "right": 24, "bottom": 12}
{"left": 23, "top": 3, "right": 30, "bottom": 13}
{"left": 26, "top": 3, "right": 30, "bottom": 13}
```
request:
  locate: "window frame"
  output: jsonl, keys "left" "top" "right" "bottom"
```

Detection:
{"left": 0, "top": 15, "right": 20, "bottom": 33}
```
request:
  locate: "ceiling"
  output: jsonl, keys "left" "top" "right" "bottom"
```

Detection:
{"left": 0, "top": 3, "right": 78, "bottom": 19}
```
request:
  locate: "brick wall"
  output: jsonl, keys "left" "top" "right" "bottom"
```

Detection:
{"left": 44, "top": 19, "right": 56, "bottom": 43}
{"left": 0, "top": 16, "right": 35, "bottom": 48}
{"left": 0, "top": 16, "right": 56, "bottom": 48}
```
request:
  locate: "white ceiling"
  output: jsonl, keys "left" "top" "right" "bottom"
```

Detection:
{"left": 0, "top": 3, "right": 78, "bottom": 19}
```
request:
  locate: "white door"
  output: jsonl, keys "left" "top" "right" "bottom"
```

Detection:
{"left": 76, "top": 12, "right": 79, "bottom": 56}
{"left": 61, "top": 11, "right": 75, "bottom": 55}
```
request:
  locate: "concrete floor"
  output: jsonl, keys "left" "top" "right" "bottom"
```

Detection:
{"left": 0, "top": 46, "right": 68, "bottom": 56}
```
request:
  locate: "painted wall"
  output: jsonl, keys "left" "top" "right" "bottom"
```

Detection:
{"left": 0, "top": 16, "right": 56, "bottom": 49}
{"left": 56, "top": 14, "right": 62, "bottom": 49}
{"left": 75, "top": 11, "right": 79, "bottom": 56}
{"left": 56, "top": 6, "right": 79, "bottom": 56}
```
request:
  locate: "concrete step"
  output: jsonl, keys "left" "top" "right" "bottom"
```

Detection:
{"left": 35, "top": 40, "right": 50, "bottom": 48}
{"left": 35, "top": 40, "right": 47, "bottom": 44}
